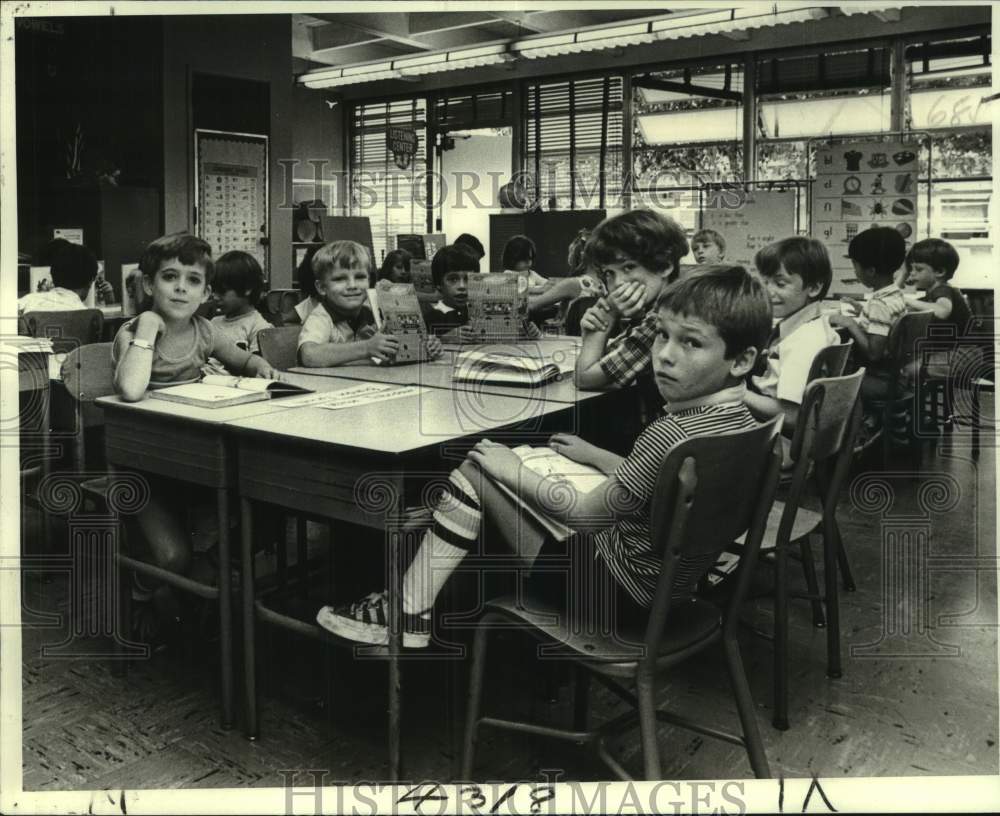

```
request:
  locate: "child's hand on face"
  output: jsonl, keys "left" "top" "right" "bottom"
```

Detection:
{"left": 548, "top": 433, "right": 599, "bottom": 466}
{"left": 608, "top": 281, "right": 646, "bottom": 319}
{"left": 580, "top": 299, "right": 614, "bottom": 335}
{"left": 468, "top": 438, "right": 521, "bottom": 486}
{"left": 425, "top": 335, "right": 444, "bottom": 359}
{"left": 365, "top": 332, "right": 401, "bottom": 362}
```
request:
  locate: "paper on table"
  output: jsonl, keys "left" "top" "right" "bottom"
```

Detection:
{"left": 305, "top": 382, "right": 425, "bottom": 411}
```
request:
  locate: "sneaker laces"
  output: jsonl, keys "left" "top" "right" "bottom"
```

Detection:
{"left": 351, "top": 591, "right": 388, "bottom": 617}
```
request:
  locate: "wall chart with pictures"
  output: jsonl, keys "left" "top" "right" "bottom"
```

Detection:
{"left": 811, "top": 139, "right": 922, "bottom": 293}
{"left": 195, "top": 129, "right": 269, "bottom": 272}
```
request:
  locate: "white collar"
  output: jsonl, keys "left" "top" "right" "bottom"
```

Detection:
{"left": 432, "top": 300, "right": 456, "bottom": 314}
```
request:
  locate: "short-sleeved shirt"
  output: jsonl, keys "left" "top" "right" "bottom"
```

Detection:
{"left": 925, "top": 283, "right": 972, "bottom": 337}
{"left": 111, "top": 315, "right": 217, "bottom": 387}
{"left": 593, "top": 393, "right": 758, "bottom": 607}
{"left": 857, "top": 283, "right": 906, "bottom": 338}
{"left": 297, "top": 301, "right": 376, "bottom": 350}
{"left": 211, "top": 309, "right": 271, "bottom": 354}
{"left": 17, "top": 288, "right": 86, "bottom": 314}
{"left": 599, "top": 308, "right": 659, "bottom": 388}
{"left": 752, "top": 302, "right": 840, "bottom": 404}
{"left": 294, "top": 296, "right": 319, "bottom": 323}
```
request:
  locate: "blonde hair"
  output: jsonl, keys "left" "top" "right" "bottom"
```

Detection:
{"left": 312, "top": 240, "right": 372, "bottom": 282}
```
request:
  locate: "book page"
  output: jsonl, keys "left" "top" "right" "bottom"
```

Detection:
{"left": 153, "top": 383, "right": 251, "bottom": 403}
{"left": 202, "top": 374, "right": 272, "bottom": 392}
{"left": 512, "top": 445, "right": 607, "bottom": 494}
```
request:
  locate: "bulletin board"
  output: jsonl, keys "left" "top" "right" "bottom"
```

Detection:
{"left": 195, "top": 129, "right": 269, "bottom": 274}
{"left": 809, "top": 134, "right": 929, "bottom": 295}
{"left": 699, "top": 184, "right": 800, "bottom": 272}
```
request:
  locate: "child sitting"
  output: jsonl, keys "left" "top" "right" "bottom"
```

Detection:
{"left": 502, "top": 234, "right": 548, "bottom": 288}
{"left": 745, "top": 237, "right": 839, "bottom": 434}
{"left": 528, "top": 228, "right": 606, "bottom": 326}
{"left": 454, "top": 233, "right": 485, "bottom": 261}
{"left": 903, "top": 238, "right": 972, "bottom": 335}
{"left": 421, "top": 243, "right": 542, "bottom": 341}
{"left": 316, "top": 266, "right": 771, "bottom": 646}
{"left": 299, "top": 241, "right": 442, "bottom": 365}
{"left": 210, "top": 250, "right": 271, "bottom": 354}
{"left": 111, "top": 233, "right": 275, "bottom": 630}
{"left": 378, "top": 249, "right": 413, "bottom": 284}
{"left": 828, "top": 227, "right": 908, "bottom": 434}
{"left": 18, "top": 239, "right": 113, "bottom": 314}
{"left": 574, "top": 209, "right": 690, "bottom": 395}
{"left": 691, "top": 228, "right": 726, "bottom": 265}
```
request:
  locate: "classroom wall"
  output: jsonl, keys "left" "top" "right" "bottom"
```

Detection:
{"left": 161, "top": 15, "right": 294, "bottom": 287}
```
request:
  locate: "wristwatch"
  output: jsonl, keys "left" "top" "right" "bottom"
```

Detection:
{"left": 130, "top": 338, "right": 155, "bottom": 351}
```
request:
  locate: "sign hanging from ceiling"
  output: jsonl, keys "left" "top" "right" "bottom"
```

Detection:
{"left": 388, "top": 126, "right": 418, "bottom": 171}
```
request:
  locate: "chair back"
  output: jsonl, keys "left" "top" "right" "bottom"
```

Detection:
{"left": 59, "top": 342, "right": 115, "bottom": 470}
{"left": 20, "top": 309, "right": 103, "bottom": 354}
{"left": 257, "top": 326, "right": 301, "bottom": 370}
{"left": 646, "top": 417, "right": 783, "bottom": 650}
{"left": 788, "top": 369, "right": 865, "bottom": 466}
{"left": 807, "top": 340, "right": 853, "bottom": 382}
{"left": 887, "top": 311, "right": 933, "bottom": 384}
{"left": 260, "top": 289, "right": 304, "bottom": 326}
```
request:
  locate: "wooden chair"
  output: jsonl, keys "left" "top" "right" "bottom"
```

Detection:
{"left": 59, "top": 342, "right": 115, "bottom": 471}
{"left": 257, "top": 326, "right": 301, "bottom": 371}
{"left": 260, "top": 289, "right": 304, "bottom": 327}
{"left": 737, "top": 369, "right": 864, "bottom": 731}
{"left": 807, "top": 339, "right": 853, "bottom": 382}
{"left": 462, "top": 418, "right": 784, "bottom": 781}
{"left": 877, "top": 312, "right": 933, "bottom": 462}
{"left": 20, "top": 309, "right": 104, "bottom": 353}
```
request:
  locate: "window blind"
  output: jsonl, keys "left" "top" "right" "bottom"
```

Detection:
{"left": 524, "top": 76, "right": 624, "bottom": 209}
{"left": 350, "top": 98, "right": 428, "bottom": 264}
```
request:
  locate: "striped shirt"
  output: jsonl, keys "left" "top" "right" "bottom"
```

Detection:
{"left": 857, "top": 283, "right": 906, "bottom": 338}
{"left": 593, "top": 399, "right": 758, "bottom": 607}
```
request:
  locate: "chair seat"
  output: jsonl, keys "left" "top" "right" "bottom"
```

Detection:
{"left": 482, "top": 595, "right": 721, "bottom": 666}
{"left": 734, "top": 501, "right": 822, "bottom": 549}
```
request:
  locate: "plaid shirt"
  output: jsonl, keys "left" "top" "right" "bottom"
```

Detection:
{"left": 598, "top": 309, "right": 659, "bottom": 387}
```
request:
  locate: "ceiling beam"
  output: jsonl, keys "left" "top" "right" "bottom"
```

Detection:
{"left": 486, "top": 12, "right": 554, "bottom": 33}
{"left": 310, "top": 12, "right": 433, "bottom": 51}
{"left": 633, "top": 76, "right": 743, "bottom": 102}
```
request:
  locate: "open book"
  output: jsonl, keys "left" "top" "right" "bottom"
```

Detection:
{"left": 148, "top": 374, "right": 311, "bottom": 408}
{"left": 494, "top": 445, "right": 607, "bottom": 541}
{"left": 453, "top": 348, "right": 574, "bottom": 387}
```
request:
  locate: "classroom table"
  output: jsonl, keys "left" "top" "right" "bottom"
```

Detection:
{"left": 96, "top": 372, "right": 364, "bottom": 728}
{"left": 226, "top": 384, "right": 602, "bottom": 779}
{"left": 289, "top": 338, "right": 604, "bottom": 405}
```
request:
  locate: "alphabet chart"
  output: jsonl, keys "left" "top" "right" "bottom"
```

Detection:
{"left": 195, "top": 130, "right": 269, "bottom": 273}
{"left": 811, "top": 139, "right": 922, "bottom": 294}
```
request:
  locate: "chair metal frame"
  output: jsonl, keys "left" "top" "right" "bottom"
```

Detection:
{"left": 462, "top": 418, "right": 784, "bottom": 781}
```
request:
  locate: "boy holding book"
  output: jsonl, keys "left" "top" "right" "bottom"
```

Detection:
{"left": 317, "top": 266, "right": 771, "bottom": 646}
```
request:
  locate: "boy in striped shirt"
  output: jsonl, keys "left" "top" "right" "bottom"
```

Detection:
{"left": 318, "top": 266, "right": 772, "bottom": 646}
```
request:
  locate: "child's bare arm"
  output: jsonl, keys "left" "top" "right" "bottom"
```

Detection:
{"left": 575, "top": 299, "right": 618, "bottom": 389}
{"left": 113, "top": 312, "right": 164, "bottom": 402}
{"left": 744, "top": 390, "right": 801, "bottom": 432}
{"left": 300, "top": 334, "right": 400, "bottom": 366}
{"left": 212, "top": 335, "right": 262, "bottom": 376}
{"left": 906, "top": 295, "right": 953, "bottom": 320}
{"left": 528, "top": 278, "right": 581, "bottom": 313}
{"left": 548, "top": 433, "right": 624, "bottom": 475}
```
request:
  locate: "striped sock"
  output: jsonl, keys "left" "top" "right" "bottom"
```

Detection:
{"left": 402, "top": 469, "right": 481, "bottom": 615}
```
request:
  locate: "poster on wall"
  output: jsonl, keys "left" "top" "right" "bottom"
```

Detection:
{"left": 811, "top": 139, "right": 922, "bottom": 293}
{"left": 195, "top": 129, "right": 269, "bottom": 274}
{"left": 700, "top": 187, "right": 798, "bottom": 272}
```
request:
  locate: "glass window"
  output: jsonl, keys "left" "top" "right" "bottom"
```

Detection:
{"left": 350, "top": 98, "right": 428, "bottom": 265}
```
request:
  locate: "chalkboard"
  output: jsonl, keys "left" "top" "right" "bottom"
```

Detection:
{"left": 700, "top": 188, "right": 797, "bottom": 272}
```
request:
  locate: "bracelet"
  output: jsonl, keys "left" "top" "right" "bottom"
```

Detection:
{"left": 129, "top": 338, "right": 155, "bottom": 351}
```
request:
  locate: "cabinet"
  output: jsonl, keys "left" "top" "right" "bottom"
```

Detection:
{"left": 488, "top": 210, "right": 606, "bottom": 276}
